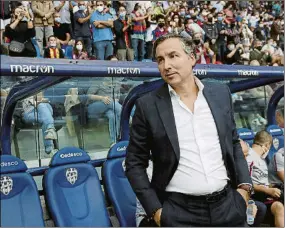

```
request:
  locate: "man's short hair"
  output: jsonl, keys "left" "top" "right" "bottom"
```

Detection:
{"left": 153, "top": 33, "right": 196, "bottom": 59}
{"left": 253, "top": 130, "right": 273, "bottom": 146}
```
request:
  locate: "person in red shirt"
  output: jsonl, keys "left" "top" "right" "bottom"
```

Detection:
{"left": 152, "top": 15, "right": 168, "bottom": 42}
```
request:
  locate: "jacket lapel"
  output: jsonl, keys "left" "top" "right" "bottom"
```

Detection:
{"left": 155, "top": 84, "right": 180, "bottom": 160}
{"left": 202, "top": 84, "right": 227, "bottom": 158}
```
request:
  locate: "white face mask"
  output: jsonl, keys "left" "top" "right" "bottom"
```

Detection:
{"left": 76, "top": 44, "right": 83, "bottom": 51}
{"left": 97, "top": 6, "right": 104, "bottom": 12}
{"left": 50, "top": 43, "right": 57, "bottom": 47}
{"left": 228, "top": 44, "right": 235, "bottom": 51}
{"left": 22, "top": 1, "right": 29, "bottom": 7}
{"left": 55, "top": 17, "right": 61, "bottom": 23}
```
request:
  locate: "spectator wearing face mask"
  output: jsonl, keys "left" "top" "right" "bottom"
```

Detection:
{"left": 53, "top": 12, "right": 71, "bottom": 51}
{"left": 152, "top": 15, "right": 168, "bottom": 41}
{"left": 203, "top": 14, "right": 218, "bottom": 45}
{"left": 31, "top": 1, "right": 55, "bottom": 55}
{"left": 44, "top": 35, "right": 64, "bottom": 58}
{"left": 179, "top": 7, "right": 188, "bottom": 19}
{"left": 73, "top": 1, "right": 92, "bottom": 57}
{"left": 53, "top": 1, "right": 72, "bottom": 37}
{"left": 215, "top": 12, "right": 227, "bottom": 62}
{"left": 193, "top": 33, "right": 214, "bottom": 64}
{"left": 72, "top": 40, "right": 88, "bottom": 60}
{"left": 5, "top": 5, "right": 36, "bottom": 57}
{"left": 113, "top": 5, "right": 134, "bottom": 61}
{"left": 250, "top": 40, "right": 264, "bottom": 63}
{"left": 225, "top": 41, "right": 242, "bottom": 64}
{"left": 90, "top": 1, "right": 114, "bottom": 60}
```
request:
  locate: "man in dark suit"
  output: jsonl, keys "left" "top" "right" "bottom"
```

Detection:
{"left": 125, "top": 33, "right": 253, "bottom": 227}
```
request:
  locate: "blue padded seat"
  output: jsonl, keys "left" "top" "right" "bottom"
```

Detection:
{"left": 266, "top": 125, "right": 284, "bottom": 161}
{"left": 102, "top": 141, "right": 137, "bottom": 227}
{"left": 237, "top": 128, "right": 255, "bottom": 147}
{"left": 0, "top": 155, "right": 45, "bottom": 227}
{"left": 43, "top": 147, "right": 110, "bottom": 227}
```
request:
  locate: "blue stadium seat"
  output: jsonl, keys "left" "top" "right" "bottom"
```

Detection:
{"left": 0, "top": 155, "right": 45, "bottom": 227}
{"left": 237, "top": 128, "right": 255, "bottom": 147}
{"left": 266, "top": 125, "right": 284, "bottom": 161}
{"left": 65, "top": 45, "right": 73, "bottom": 59}
{"left": 102, "top": 141, "right": 136, "bottom": 227}
{"left": 43, "top": 147, "right": 110, "bottom": 227}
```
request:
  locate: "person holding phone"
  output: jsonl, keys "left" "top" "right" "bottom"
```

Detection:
{"left": 5, "top": 5, "right": 36, "bottom": 57}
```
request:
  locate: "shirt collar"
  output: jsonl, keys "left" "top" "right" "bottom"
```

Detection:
{"left": 168, "top": 76, "right": 204, "bottom": 97}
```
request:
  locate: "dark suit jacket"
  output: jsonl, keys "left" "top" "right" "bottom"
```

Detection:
{"left": 125, "top": 81, "right": 252, "bottom": 217}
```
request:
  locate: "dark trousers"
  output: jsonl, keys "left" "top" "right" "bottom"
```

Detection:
{"left": 253, "top": 201, "right": 267, "bottom": 227}
{"left": 161, "top": 187, "right": 248, "bottom": 227}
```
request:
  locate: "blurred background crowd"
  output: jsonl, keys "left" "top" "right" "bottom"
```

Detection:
{"left": 0, "top": 1, "right": 284, "bottom": 66}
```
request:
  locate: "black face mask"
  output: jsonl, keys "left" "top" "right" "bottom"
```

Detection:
{"left": 256, "top": 46, "right": 262, "bottom": 51}
{"left": 158, "top": 23, "right": 165, "bottom": 28}
{"left": 193, "top": 39, "right": 200, "bottom": 45}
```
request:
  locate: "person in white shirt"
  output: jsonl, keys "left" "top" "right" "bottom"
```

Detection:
{"left": 240, "top": 139, "right": 267, "bottom": 227}
{"left": 246, "top": 131, "right": 284, "bottom": 227}
{"left": 126, "top": 33, "right": 252, "bottom": 227}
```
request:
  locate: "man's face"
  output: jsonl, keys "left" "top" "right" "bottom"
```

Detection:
{"left": 54, "top": 13, "right": 60, "bottom": 21}
{"left": 156, "top": 38, "right": 196, "bottom": 87}
{"left": 118, "top": 6, "right": 126, "bottom": 14}
{"left": 96, "top": 1, "right": 104, "bottom": 8}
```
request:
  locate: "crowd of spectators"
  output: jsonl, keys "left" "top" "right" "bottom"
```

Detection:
{"left": 0, "top": 1, "right": 284, "bottom": 66}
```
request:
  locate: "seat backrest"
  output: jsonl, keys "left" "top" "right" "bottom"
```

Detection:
{"left": 43, "top": 147, "right": 110, "bottom": 227}
{"left": 266, "top": 125, "right": 284, "bottom": 161}
{"left": 102, "top": 141, "right": 136, "bottom": 227}
{"left": 1, "top": 155, "right": 45, "bottom": 227}
{"left": 237, "top": 128, "right": 255, "bottom": 147}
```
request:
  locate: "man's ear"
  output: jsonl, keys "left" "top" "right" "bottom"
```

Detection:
{"left": 189, "top": 53, "right": 196, "bottom": 65}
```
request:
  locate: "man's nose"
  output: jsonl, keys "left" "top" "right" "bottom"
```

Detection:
{"left": 164, "top": 58, "right": 172, "bottom": 70}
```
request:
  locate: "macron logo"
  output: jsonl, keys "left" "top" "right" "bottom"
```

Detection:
{"left": 10, "top": 65, "right": 55, "bottom": 74}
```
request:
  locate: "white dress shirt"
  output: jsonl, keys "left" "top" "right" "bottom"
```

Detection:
{"left": 165, "top": 77, "right": 229, "bottom": 195}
